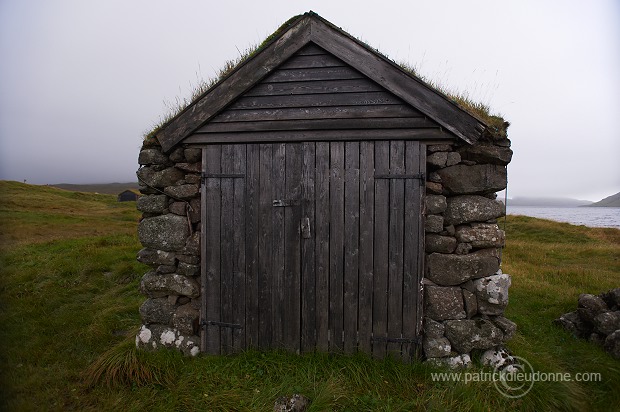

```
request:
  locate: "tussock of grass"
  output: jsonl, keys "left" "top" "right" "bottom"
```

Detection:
{"left": 84, "top": 337, "right": 174, "bottom": 388}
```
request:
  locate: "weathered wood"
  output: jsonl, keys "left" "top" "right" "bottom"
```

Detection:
{"left": 284, "top": 143, "right": 302, "bottom": 351}
{"left": 220, "top": 145, "right": 234, "bottom": 353}
{"left": 210, "top": 105, "right": 425, "bottom": 123}
{"left": 414, "top": 143, "right": 426, "bottom": 359}
{"left": 157, "top": 17, "right": 312, "bottom": 152}
{"left": 228, "top": 91, "right": 404, "bottom": 110}
{"left": 263, "top": 66, "right": 364, "bottom": 83}
{"left": 301, "top": 142, "right": 316, "bottom": 351}
{"left": 294, "top": 43, "right": 327, "bottom": 56}
{"left": 244, "top": 78, "right": 384, "bottom": 97}
{"left": 277, "top": 53, "right": 345, "bottom": 70}
{"left": 343, "top": 142, "right": 360, "bottom": 353}
{"left": 197, "top": 118, "right": 436, "bottom": 134}
{"left": 232, "top": 144, "right": 246, "bottom": 352}
{"left": 200, "top": 148, "right": 208, "bottom": 352}
{"left": 258, "top": 144, "right": 273, "bottom": 349}
{"left": 309, "top": 16, "right": 485, "bottom": 143}
{"left": 184, "top": 129, "right": 450, "bottom": 145}
{"left": 245, "top": 144, "right": 260, "bottom": 348}
{"left": 372, "top": 140, "right": 390, "bottom": 358}
{"left": 272, "top": 143, "right": 286, "bottom": 347}
{"left": 204, "top": 145, "right": 222, "bottom": 355}
{"left": 329, "top": 142, "right": 345, "bottom": 352}
{"left": 402, "top": 140, "right": 422, "bottom": 361}
{"left": 160, "top": 13, "right": 485, "bottom": 152}
{"left": 358, "top": 141, "right": 374, "bottom": 354}
{"left": 314, "top": 142, "right": 330, "bottom": 351}
{"left": 387, "top": 141, "right": 405, "bottom": 357}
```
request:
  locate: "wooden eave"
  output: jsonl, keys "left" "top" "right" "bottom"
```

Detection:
{"left": 156, "top": 12, "right": 486, "bottom": 152}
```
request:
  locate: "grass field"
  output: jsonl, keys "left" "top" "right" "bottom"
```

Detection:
{"left": 1, "top": 180, "right": 619, "bottom": 411}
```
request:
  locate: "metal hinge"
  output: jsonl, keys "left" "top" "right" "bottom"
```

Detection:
{"left": 370, "top": 336, "right": 420, "bottom": 344}
{"left": 272, "top": 199, "right": 301, "bottom": 207}
{"left": 201, "top": 172, "right": 245, "bottom": 181}
{"left": 374, "top": 173, "right": 425, "bottom": 180}
{"left": 201, "top": 320, "right": 243, "bottom": 329}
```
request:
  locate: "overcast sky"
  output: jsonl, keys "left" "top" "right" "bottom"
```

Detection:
{"left": 0, "top": 0, "right": 618, "bottom": 201}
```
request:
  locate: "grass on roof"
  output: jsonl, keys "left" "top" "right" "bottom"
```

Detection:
{"left": 144, "top": 14, "right": 507, "bottom": 142}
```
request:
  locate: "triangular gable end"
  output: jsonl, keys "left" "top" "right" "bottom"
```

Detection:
{"left": 156, "top": 12, "right": 486, "bottom": 152}
{"left": 182, "top": 43, "right": 445, "bottom": 144}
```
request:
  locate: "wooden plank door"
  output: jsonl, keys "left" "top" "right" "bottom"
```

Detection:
{"left": 202, "top": 140, "right": 424, "bottom": 358}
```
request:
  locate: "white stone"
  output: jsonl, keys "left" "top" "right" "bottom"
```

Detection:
{"left": 160, "top": 330, "right": 176, "bottom": 345}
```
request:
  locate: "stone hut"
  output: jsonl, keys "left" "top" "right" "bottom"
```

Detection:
{"left": 135, "top": 12, "right": 514, "bottom": 363}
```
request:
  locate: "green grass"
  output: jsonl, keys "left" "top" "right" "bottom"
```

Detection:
{"left": 1, "top": 181, "right": 619, "bottom": 411}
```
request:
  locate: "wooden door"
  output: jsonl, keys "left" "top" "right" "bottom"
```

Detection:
{"left": 201, "top": 140, "right": 424, "bottom": 359}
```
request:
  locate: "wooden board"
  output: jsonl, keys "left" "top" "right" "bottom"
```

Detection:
{"left": 200, "top": 140, "right": 424, "bottom": 359}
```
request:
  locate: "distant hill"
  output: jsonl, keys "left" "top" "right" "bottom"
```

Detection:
{"left": 506, "top": 197, "right": 593, "bottom": 207}
{"left": 50, "top": 182, "right": 139, "bottom": 195}
{"left": 586, "top": 192, "right": 620, "bottom": 207}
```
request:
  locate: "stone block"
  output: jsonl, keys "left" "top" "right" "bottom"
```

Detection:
{"left": 138, "top": 148, "right": 169, "bottom": 165}
{"left": 604, "top": 330, "right": 620, "bottom": 359}
{"left": 593, "top": 312, "right": 620, "bottom": 336}
{"left": 137, "top": 248, "right": 176, "bottom": 266}
{"left": 462, "top": 289, "right": 478, "bottom": 318}
{"left": 425, "top": 215, "right": 444, "bottom": 233}
{"left": 138, "top": 167, "right": 184, "bottom": 189}
{"left": 492, "top": 316, "right": 517, "bottom": 341}
{"left": 425, "top": 234, "right": 457, "bottom": 254}
{"left": 444, "top": 319, "right": 503, "bottom": 353}
{"left": 458, "top": 143, "right": 513, "bottom": 165}
{"left": 426, "top": 195, "right": 447, "bottom": 214}
{"left": 446, "top": 152, "right": 461, "bottom": 166}
{"left": 437, "top": 164, "right": 507, "bottom": 195}
{"left": 177, "top": 262, "right": 200, "bottom": 277}
{"left": 426, "top": 181, "right": 443, "bottom": 195}
{"left": 137, "top": 194, "right": 168, "bottom": 213}
{"left": 444, "top": 195, "right": 505, "bottom": 225}
{"left": 140, "top": 272, "right": 200, "bottom": 298}
{"left": 175, "top": 162, "right": 201, "bottom": 173}
{"left": 423, "top": 336, "right": 452, "bottom": 358}
{"left": 172, "top": 303, "right": 199, "bottom": 335}
{"left": 164, "top": 184, "right": 199, "bottom": 200}
{"left": 473, "top": 274, "right": 511, "bottom": 315}
{"left": 138, "top": 214, "right": 189, "bottom": 252}
{"left": 169, "top": 147, "right": 186, "bottom": 163}
{"left": 184, "top": 147, "right": 202, "bottom": 163}
{"left": 135, "top": 324, "right": 200, "bottom": 357}
{"left": 426, "top": 251, "right": 500, "bottom": 286}
{"left": 139, "top": 298, "right": 176, "bottom": 325}
{"left": 455, "top": 223, "right": 505, "bottom": 248}
{"left": 427, "top": 152, "right": 448, "bottom": 167}
{"left": 423, "top": 317, "right": 445, "bottom": 338}
{"left": 424, "top": 286, "right": 466, "bottom": 321}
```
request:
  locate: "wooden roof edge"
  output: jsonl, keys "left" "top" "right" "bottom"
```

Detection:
{"left": 156, "top": 14, "right": 312, "bottom": 152}
{"left": 306, "top": 13, "right": 487, "bottom": 144}
{"left": 156, "top": 11, "right": 488, "bottom": 151}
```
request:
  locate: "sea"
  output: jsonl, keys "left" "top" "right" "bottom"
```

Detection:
{"left": 506, "top": 206, "right": 620, "bottom": 229}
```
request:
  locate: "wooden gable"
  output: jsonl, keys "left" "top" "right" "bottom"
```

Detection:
{"left": 156, "top": 12, "right": 487, "bottom": 152}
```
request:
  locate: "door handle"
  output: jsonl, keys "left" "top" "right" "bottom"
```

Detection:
{"left": 301, "top": 217, "right": 311, "bottom": 239}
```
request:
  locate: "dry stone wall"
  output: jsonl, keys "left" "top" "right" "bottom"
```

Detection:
{"left": 422, "top": 130, "right": 514, "bottom": 365}
{"left": 135, "top": 126, "right": 514, "bottom": 360}
{"left": 134, "top": 140, "right": 203, "bottom": 356}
